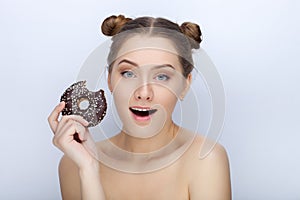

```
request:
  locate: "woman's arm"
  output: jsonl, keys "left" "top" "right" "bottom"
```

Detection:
{"left": 48, "top": 102, "right": 106, "bottom": 200}
{"left": 188, "top": 142, "right": 231, "bottom": 200}
{"left": 79, "top": 162, "right": 106, "bottom": 200}
{"left": 59, "top": 156, "right": 106, "bottom": 200}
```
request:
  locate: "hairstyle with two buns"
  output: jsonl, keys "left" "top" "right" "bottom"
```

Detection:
{"left": 101, "top": 15, "right": 202, "bottom": 78}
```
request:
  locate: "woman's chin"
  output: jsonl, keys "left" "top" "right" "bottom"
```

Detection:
{"left": 121, "top": 116, "right": 165, "bottom": 139}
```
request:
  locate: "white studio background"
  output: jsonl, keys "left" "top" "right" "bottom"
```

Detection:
{"left": 0, "top": 0, "right": 299, "bottom": 199}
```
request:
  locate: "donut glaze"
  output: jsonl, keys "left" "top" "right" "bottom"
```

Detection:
{"left": 60, "top": 80, "right": 107, "bottom": 127}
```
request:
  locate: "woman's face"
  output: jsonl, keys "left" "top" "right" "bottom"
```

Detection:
{"left": 108, "top": 36, "right": 191, "bottom": 138}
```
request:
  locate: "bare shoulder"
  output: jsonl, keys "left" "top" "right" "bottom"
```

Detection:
{"left": 58, "top": 155, "right": 81, "bottom": 200}
{"left": 183, "top": 135, "right": 231, "bottom": 200}
{"left": 188, "top": 136, "right": 229, "bottom": 164}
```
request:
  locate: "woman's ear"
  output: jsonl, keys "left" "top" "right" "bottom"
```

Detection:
{"left": 107, "top": 73, "right": 113, "bottom": 93}
{"left": 180, "top": 73, "right": 192, "bottom": 100}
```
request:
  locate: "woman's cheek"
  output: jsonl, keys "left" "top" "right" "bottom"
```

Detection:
{"left": 115, "top": 80, "right": 137, "bottom": 100}
{"left": 112, "top": 79, "right": 138, "bottom": 120}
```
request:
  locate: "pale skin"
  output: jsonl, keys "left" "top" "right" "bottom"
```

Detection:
{"left": 48, "top": 37, "right": 231, "bottom": 200}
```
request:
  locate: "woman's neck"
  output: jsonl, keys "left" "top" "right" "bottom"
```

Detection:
{"left": 111, "top": 121, "right": 179, "bottom": 153}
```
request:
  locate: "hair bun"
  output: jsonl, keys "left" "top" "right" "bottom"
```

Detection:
{"left": 180, "top": 22, "right": 202, "bottom": 49}
{"left": 101, "top": 15, "right": 132, "bottom": 36}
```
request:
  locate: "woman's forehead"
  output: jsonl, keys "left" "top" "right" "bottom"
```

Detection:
{"left": 115, "top": 49, "right": 181, "bottom": 67}
{"left": 116, "top": 35, "right": 179, "bottom": 59}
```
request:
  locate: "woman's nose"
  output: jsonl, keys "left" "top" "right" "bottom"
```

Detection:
{"left": 134, "top": 84, "right": 153, "bottom": 101}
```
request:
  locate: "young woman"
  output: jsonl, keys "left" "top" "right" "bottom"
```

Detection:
{"left": 48, "top": 15, "right": 231, "bottom": 200}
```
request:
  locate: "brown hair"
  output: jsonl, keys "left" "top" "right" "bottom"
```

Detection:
{"left": 101, "top": 15, "right": 202, "bottom": 78}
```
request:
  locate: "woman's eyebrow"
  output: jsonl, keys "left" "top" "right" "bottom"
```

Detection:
{"left": 118, "top": 59, "right": 175, "bottom": 70}
{"left": 117, "top": 59, "right": 138, "bottom": 67}
{"left": 153, "top": 64, "right": 175, "bottom": 70}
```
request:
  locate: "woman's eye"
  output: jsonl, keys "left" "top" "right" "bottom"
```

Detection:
{"left": 121, "top": 71, "right": 136, "bottom": 78}
{"left": 155, "top": 74, "right": 170, "bottom": 81}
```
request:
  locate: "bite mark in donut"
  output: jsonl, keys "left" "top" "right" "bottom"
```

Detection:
{"left": 60, "top": 80, "right": 107, "bottom": 128}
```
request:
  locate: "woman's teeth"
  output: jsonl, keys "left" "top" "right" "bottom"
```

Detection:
{"left": 131, "top": 107, "right": 150, "bottom": 112}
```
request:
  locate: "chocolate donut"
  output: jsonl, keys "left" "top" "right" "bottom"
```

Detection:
{"left": 60, "top": 80, "right": 107, "bottom": 128}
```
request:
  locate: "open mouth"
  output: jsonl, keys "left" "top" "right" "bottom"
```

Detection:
{"left": 129, "top": 107, "right": 157, "bottom": 117}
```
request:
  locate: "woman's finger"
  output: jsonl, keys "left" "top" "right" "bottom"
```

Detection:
{"left": 63, "top": 115, "right": 89, "bottom": 127}
{"left": 74, "top": 121, "right": 88, "bottom": 142}
{"left": 55, "top": 120, "right": 87, "bottom": 143}
{"left": 48, "top": 101, "right": 65, "bottom": 133}
{"left": 55, "top": 115, "right": 89, "bottom": 136}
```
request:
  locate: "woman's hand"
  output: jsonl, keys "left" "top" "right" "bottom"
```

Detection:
{"left": 48, "top": 102, "right": 99, "bottom": 170}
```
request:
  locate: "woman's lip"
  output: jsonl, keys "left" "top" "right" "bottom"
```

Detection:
{"left": 130, "top": 106, "right": 151, "bottom": 110}
{"left": 131, "top": 114, "right": 151, "bottom": 122}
